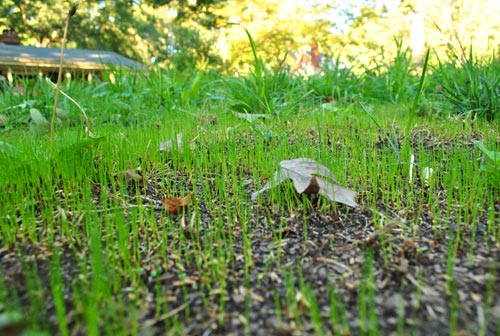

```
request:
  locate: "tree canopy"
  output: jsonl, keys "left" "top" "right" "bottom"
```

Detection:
{"left": 0, "top": 0, "right": 227, "bottom": 69}
{"left": 1, "top": 0, "right": 499, "bottom": 72}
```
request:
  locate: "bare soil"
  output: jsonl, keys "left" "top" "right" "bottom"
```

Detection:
{"left": 1, "top": 132, "right": 499, "bottom": 336}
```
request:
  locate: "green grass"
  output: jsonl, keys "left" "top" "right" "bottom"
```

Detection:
{"left": 434, "top": 43, "right": 500, "bottom": 122}
{"left": 0, "top": 44, "right": 499, "bottom": 335}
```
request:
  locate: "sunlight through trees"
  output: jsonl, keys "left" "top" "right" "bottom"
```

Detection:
{"left": 1, "top": 0, "right": 499, "bottom": 71}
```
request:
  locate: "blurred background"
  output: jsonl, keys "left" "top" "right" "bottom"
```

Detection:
{"left": 1, "top": 0, "right": 499, "bottom": 72}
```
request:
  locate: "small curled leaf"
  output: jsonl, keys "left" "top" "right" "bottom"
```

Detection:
{"left": 162, "top": 192, "right": 194, "bottom": 215}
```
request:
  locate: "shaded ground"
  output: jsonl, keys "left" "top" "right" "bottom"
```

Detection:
{"left": 1, "top": 131, "right": 499, "bottom": 336}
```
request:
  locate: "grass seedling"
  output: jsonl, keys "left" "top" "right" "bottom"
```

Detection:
{"left": 397, "top": 296, "right": 405, "bottom": 336}
{"left": 272, "top": 288, "right": 283, "bottom": 327}
{"left": 1, "top": 39, "right": 498, "bottom": 336}
{"left": 479, "top": 261, "right": 497, "bottom": 336}
{"left": 305, "top": 285, "right": 324, "bottom": 336}
{"left": 449, "top": 283, "right": 459, "bottom": 335}
{"left": 359, "top": 102, "right": 401, "bottom": 163}
{"left": 284, "top": 269, "right": 300, "bottom": 327}
{"left": 359, "top": 250, "right": 379, "bottom": 335}
{"left": 328, "top": 282, "right": 350, "bottom": 335}
{"left": 22, "top": 262, "right": 47, "bottom": 331}
{"left": 445, "top": 229, "right": 458, "bottom": 296}
{"left": 49, "top": 250, "right": 69, "bottom": 336}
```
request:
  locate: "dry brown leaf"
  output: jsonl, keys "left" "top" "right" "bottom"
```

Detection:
{"left": 114, "top": 167, "right": 143, "bottom": 183}
{"left": 162, "top": 192, "right": 194, "bottom": 215}
{"left": 251, "top": 158, "right": 357, "bottom": 208}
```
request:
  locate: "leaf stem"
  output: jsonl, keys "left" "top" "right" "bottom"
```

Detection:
{"left": 50, "top": 2, "right": 79, "bottom": 140}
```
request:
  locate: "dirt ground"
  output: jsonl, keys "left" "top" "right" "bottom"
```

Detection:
{"left": 1, "top": 134, "right": 499, "bottom": 336}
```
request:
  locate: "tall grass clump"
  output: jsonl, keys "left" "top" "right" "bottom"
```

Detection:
{"left": 435, "top": 43, "right": 500, "bottom": 121}
{"left": 360, "top": 38, "right": 416, "bottom": 103}
{"left": 222, "top": 26, "right": 307, "bottom": 115}
{"left": 306, "top": 54, "right": 361, "bottom": 103}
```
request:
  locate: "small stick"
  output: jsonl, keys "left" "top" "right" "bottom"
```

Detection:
{"left": 50, "top": 1, "right": 79, "bottom": 140}
{"left": 46, "top": 78, "right": 92, "bottom": 137}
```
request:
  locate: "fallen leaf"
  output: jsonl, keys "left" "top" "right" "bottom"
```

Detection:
{"left": 30, "top": 108, "right": 48, "bottom": 125}
{"left": 231, "top": 111, "right": 270, "bottom": 123}
{"left": 0, "top": 141, "right": 15, "bottom": 154}
{"left": 251, "top": 158, "right": 357, "bottom": 208}
{"left": 162, "top": 192, "right": 194, "bottom": 215}
{"left": 29, "top": 108, "right": 49, "bottom": 133}
{"left": 55, "top": 108, "right": 69, "bottom": 121}
{"left": 2, "top": 100, "right": 35, "bottom": 111}
{"left": 114, "top": 167, "right": 143, "bottom": 183}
